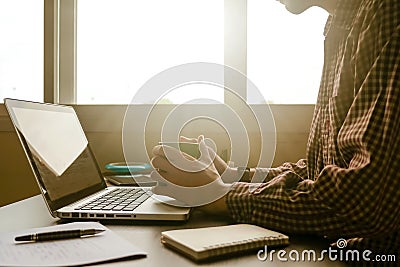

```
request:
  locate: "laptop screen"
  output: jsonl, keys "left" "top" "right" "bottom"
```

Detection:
{"left": 5, "top": 99, "right": 106, "bottom": 212}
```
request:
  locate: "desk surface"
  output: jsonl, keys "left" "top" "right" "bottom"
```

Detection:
{"left": 0, "top": 195, "right": 348, "bottom": 267}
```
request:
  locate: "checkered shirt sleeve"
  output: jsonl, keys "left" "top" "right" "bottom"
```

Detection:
{"left": 226, "top": 0, "right": 400, "bottom": 256}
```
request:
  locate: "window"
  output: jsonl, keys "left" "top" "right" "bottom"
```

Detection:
{"left": 76, "top": 0, "right": 224, "bottom": 104}
{"left": 58, "top": 0, "right": 328, "bottom": 105}
{"left": 0, "top": 1, "right": 329, "bottom": 105}
{"left": 247, "top": 0, "right": 328, "bottom": 104}
{"left": 0, "top": 0, "right": 44, "bottom": 103}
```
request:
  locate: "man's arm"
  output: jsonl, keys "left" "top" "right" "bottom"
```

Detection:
{"left": 225, "top": 22, "right": 400, "bottom": 238}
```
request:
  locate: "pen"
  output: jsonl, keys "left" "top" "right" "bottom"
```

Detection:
{"left": 14, "top": 228, "right": 105, "bottom": 242}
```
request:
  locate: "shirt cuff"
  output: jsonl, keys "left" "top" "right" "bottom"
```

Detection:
{"left": 225, "top": 182, "right": 255, "bottom": 223}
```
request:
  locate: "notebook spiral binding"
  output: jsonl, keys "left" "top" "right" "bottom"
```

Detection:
{"left": 204, "top": 235, "right": 288, "bottom": 257}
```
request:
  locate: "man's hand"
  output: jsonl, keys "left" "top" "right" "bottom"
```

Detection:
{"left": 150, "top": 135, "right": 230, "bottom": 213}
{"left": 179, "top": 136, "right": 239, "bottom": 183}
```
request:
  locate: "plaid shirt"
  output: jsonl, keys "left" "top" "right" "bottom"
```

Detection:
{"left": 226, "top": 0, "right": 399, "bottom": 259}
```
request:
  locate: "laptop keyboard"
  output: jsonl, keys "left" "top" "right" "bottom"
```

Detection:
{"left": 75, "top": 188, "right": 151, "bottom": 212}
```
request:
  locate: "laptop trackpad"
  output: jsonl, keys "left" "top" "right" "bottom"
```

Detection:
{"left": 151, "top": 195, "right": 189, "bottom": 207}
{"left": 134, "top": 196, "right": 190, "bottom": 214}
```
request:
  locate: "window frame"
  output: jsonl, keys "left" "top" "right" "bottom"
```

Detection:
{"left": 44, "top": 0, "right": 76, "bottom": 104}
{"left": 44, "top": 0, "right": 59, "bottom": 103}
{"left": 50, "top": 0, "right": 248, "bottom": 104}
{"left": 0, "top": 0, "right": 317, "bottom": 119}
{"left": 52, "top": 0, "right": 325, "bottom": 106}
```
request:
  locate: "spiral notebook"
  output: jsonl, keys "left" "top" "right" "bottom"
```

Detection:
{"left": 161, "top": 224, "right": 289, "bottom": 261}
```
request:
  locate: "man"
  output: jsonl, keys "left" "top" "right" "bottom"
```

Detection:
{"left": 151, "top": 0, "right": 399, "bottom": 261}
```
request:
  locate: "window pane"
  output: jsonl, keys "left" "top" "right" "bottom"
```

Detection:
{"left": 0, "top": 0, "right": 43, "bottom": 103}
{"left": 247, "top": 1, "right": 328, "bottom": 104}
{"left": 77, "top": 0, "right": 224, "bottom": 104}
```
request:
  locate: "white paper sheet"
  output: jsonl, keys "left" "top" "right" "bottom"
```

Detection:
{"left": 13, "top": 107, "right": 88, "bottom": 176}
{"left": 0, "top": 222, "right": 146, "bottom": 267}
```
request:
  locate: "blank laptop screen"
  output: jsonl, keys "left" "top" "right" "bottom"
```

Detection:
{"left": 6, "top": 99, "right": 106, "bottom": 211}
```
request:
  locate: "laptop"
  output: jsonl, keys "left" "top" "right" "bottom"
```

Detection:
{"left": 4, "top": 98, "right": 190, "bottom": 221}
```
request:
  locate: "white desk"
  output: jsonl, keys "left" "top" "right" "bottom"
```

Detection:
{"left": 0, "top": 195, "right": 348, "bottom": 267}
